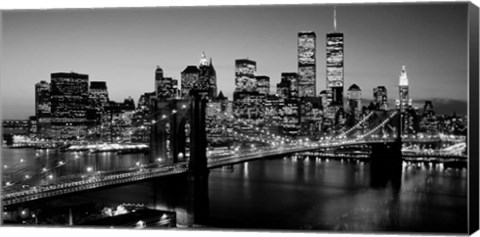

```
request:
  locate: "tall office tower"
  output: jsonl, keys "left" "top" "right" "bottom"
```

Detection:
{"left": 326, "top": 7, "right": 344, "bottom": 107}
{"left": 399, "top": 65, "right": 410, "bottom": 112}
{"left": 155, "top": 66, "right": 178, "bottom": 101}
{"left": 347, "top": 84, "right": 362, "bottom": 116}
{"left": 373, "top": 86, "right": 388, "bottom": 110}
{"left": 233, "top": 59, "right": 263, "bottom": 126}
{"left": 281, "top": 72, "right": 299, "bottom": 98}
{"left": 263, "top": 94, "right": 282, "bottom": 133}
{"left": 89, "top": 81, "right": 109, "bottom": 127}
{"left": 276, "top": 77, "right": 291, "bottom": 100}
{"left": 181, "top": 65, "right": 200, "bottom": 98}
{"left": 198, "top": 52, "right": 217, "bottom": 99}
{"left": 50, "top": 72, "right": 90, "bottom": 136}
{"left": 255, "top": 75, "right": 270, "bottom": 95}
{"left": 234, "top": 59, "right": 257, "bottom": 93}
{"left": 35, "top": 80, "right": 51, "bottom": 135}
{"left": 298, "top": 31, "right": 316, "bottom": 97}
{"left": 280, "top": 99, "right": 301, "bottom": 137}
{"left": 207, "top": 57, "right": 218, "bottom": 98}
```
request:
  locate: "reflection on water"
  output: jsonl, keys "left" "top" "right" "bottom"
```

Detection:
{"left": 208, "top": 157, "right": 467, "bottom": 233}
{"left": 2, "top": 148, "right": 148, "bottom": 186}
{"left": 1, "top": 149, "right": 467, "bottom": 233}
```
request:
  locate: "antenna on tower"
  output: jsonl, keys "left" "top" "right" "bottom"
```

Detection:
{"left": 333, "top": 6, "right": 337, "bottom": 32}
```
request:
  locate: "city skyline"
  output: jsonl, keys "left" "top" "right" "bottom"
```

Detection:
{"left": 1, "top": 3, "right": 469, "bottom": 120}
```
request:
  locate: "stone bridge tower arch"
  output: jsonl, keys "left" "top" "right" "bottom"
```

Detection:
{"left": 150, "top": 97, "right": 207, "bottom": 172}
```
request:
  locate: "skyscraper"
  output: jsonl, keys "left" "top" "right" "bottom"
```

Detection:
{"left": 207, "top": 58, "right": 217, "bottom": 98}
{"left": 281, "top": 72, "right": 299, "bottom": 98}
{"left": 373, "top": 86, "right": 388, "bottom": 110}
{"left": 35, "top": 80, "right": 51, "bottom": 135}
{"left": 50, "top": 72, "right": 90, "bottom": 136}
{"left": 234, "top": 59, "right": 257, "bottom": 93}
{"left": 326, "top": 7, "right": 344, "bottom": 107}
{"left": 298, "top": 31, "right": 316, "bottom": 97}
{"left": 181, "top": 65, "right": 200, "bottom": 98}
{"left": 276, "top": 77, "right": 291, "bottom": 100}
{"left": 233, "top": 59, "right": 262, "bottom": 125}
{"left": 399, "top": 65, "right": 410, "bottom": 112}
{"left": 155, "top": 66, "right": 178, "bottom": 101}
{"left": 255, "top": 75, "right": 270, "bottom": 96}
{"left": 89, "top": 81, "right": 109, "bottom": 126}
{"left": 198, "top": 52, "right": 217, "bottom": 99}
{"left": 347, "top": 84, "right": 362, "bottom": 116}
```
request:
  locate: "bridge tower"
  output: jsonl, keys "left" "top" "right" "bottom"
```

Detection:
{"left": 369, "top": 109, "right": 403, "bottom": 189}
{"left": 150, "top": 97, "right": 207, "bottom": 170}
{"left": 150, "top": 96, "right": 209, "bottom": 227}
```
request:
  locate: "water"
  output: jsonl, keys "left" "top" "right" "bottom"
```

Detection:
{"left": 1, "top": 148, "right": 468, "bottom": 233}
{"left": 208, "top": 158, "right": 467, "bottom": 233}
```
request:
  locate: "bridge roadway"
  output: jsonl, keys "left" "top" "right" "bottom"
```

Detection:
{"left": 2, "top": 163, "right": 188, "bottom": 206}
{"left": 2, "top": 138, "right": 465, "bottom": 206}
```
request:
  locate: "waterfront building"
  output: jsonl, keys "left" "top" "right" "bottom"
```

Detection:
{"left": 298, "top": 31, "right": 316, "bottom": 97}
{"left": 103, "top": 97, "right": 136, "bottom": 142}
{"left": 35, "top": 80, "right": 51, "bottom": 135}
{"left": 89, "top": 81, "right": 109, "bottom": 126}
{"left": 50, "top": 72, "right": 90, "bottom": 137}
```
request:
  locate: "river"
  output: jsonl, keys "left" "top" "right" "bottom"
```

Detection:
{"left": 1, "top": 148, "right": 468, "bottom": 233}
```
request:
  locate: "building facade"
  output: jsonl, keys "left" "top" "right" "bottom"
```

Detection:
{"left": 35, "top": 80, "right": 51, "bottom": 135}
{"left": 255, "top": 75, "right": 270, "bottom": 96}
{"left": 399, "top": 65, "right": 410, "bottom": 112}
{"left": 298, "top": 31, "right": 316, "bottom": 97}
{"left": 198, "top": 53, "right": 217, "bottom": 99}
{"left": 50, "top": 72, "right": 90, "bottom": 137}
{"left": 89, "top": 81, "right": 109, "bottom": 126}
{"left": 326, "top": 32, "right": 344, "bottom": 108}
{"left": 373, "top": 86, "right": 388, "bottom": 110}
{"left": 155, "top": 66, "right": 178, "bottom": 101}
{"left": 181, "top": 65, "right": 200, "bottom": 98}
{"left": 347, "top": 83, "right": 362, "bottom": 118}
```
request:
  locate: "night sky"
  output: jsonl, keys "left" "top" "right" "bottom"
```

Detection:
{"left": 1, "top": 3, "right": 469, "bottom": 120}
